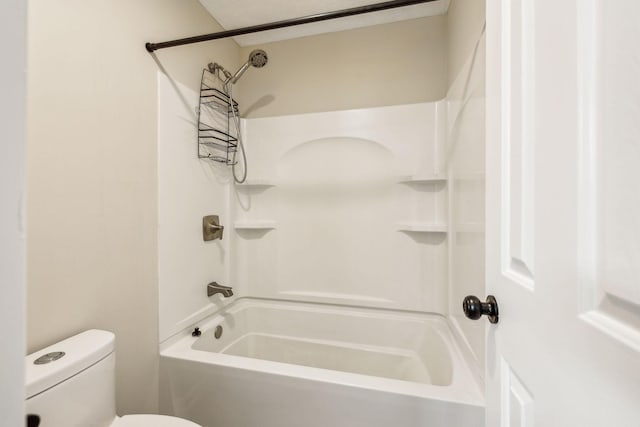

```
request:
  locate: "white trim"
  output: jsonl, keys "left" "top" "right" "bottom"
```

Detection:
{"left": 0, "top": 0, "right": 27, "bottom": 424}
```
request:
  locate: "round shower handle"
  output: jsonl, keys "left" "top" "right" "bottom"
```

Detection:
{"left": 463, "top": 295, "right": 499, "bottom": 324}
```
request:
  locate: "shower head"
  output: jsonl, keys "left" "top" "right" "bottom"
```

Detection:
{"left": 248, "top": 49, "right": 268, "bottom": 68}
{"left": 226, "top": 49, "right": 268, "bottom": 85}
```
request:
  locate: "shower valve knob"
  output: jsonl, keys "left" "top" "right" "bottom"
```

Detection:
{"left": 463, "top": 295, "right": 499, "bottom": 324}
{"left": 203, "top": 215, "right": 224, "bottom": 241}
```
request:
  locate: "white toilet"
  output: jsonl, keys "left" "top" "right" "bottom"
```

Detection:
{"left": 26, "top": 329, "right": 201, "bottom": 427}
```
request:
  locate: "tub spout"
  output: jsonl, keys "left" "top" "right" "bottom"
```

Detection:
{"left": 207, "top": 282, "right": 233, "bottom": 298}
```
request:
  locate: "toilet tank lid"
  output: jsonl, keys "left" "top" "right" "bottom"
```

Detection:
{"left": 26, "top": 329, "right": 115, "bottom": 398}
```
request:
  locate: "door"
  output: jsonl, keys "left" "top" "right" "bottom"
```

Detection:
{"left": 485, "top": 0, "right": 640, "bottom": 425}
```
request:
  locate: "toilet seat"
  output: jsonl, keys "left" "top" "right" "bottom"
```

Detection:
{"left": 112, "top": 414, "right": 201, "bottom": 427}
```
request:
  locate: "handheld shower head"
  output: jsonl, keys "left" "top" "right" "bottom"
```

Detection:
{"left": 227, "top": 49, "right": 268, "bottom": 85}
{"left": 249, "top": 49, "right": 268, "bottom": 68}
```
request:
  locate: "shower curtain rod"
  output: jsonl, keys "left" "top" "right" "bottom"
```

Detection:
{"left": 145, "top": 0, "right": 439, "bottom": 52}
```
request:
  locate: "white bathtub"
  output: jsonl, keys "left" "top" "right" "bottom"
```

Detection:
{"left": 160, "top": 298, "right": 484, "bottom": 427}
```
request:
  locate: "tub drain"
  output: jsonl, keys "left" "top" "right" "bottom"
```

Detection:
{"left": 214, "top": 325, "right": 223, "bottom": 339}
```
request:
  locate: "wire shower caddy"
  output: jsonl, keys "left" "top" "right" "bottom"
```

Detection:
{"left": 197, "top": 68, "right": 239, "bottom": 164}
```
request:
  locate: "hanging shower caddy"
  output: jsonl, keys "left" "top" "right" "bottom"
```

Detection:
{"left": 197, "top": 68, "right": 239, "bottom": 164}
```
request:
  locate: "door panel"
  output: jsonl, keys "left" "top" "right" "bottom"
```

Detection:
{"left": 500, "top": 0, "right": 535, "bottom": 290}
{"left": 487, "top": 0, "right": 640, "bottom": 425}
{"left": 577, "top": 0, "right": 640, "bottom": 352}
{"left": 500, "top": 358, "right": 534, "bottom": 427}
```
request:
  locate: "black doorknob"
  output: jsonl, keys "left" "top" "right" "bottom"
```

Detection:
{"left": 463, "top": 295, "right": 499, "bottom": 324}
{"left": 26, "top": 415, "right": 40, "bottom": 427}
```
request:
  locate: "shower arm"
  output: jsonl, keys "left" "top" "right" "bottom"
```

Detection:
{"left": 145, "top": 0, "right": 440, "bottom": 52}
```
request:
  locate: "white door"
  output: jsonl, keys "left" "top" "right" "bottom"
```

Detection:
{"left": 485, "top": 0, "right": 640, "bottom": 425}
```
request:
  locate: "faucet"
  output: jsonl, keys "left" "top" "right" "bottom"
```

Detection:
{"left": 207, "top": 282, "right": 233, "bottom": 298}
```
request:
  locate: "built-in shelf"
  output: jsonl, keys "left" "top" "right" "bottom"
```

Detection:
{"left": 398, "top": 174, "right": 447, "bottom": 184}
{"left": 233, "top": 220, "right": 277, "bottom": 230}
{"left": 397, "top": 222, "right": 447, "bottom": 233}
{"left": 235, "top": 179, "right": 277, "bottom": 188}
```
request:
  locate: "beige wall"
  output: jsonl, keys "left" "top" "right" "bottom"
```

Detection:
{"left": 27, "top": 0, "right": 239, "bottom": 414}
{"left": 237, "top": 15, "right": 448, "bottom": 118}
{"left": 446, "top": 0, "right": 486, "bottom": 85}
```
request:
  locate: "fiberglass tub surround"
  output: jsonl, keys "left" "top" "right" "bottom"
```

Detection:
{"left": 158, "top": 43, "right": 486, "bottom": 425}
{"left": 161, "top": 299, "right": 483, "bottom": 427}
{"left": 159, "top": 97, "right": 453, "bottom": 339}
{"left": 230, "top": 102, "right": 450, "bottom": 314}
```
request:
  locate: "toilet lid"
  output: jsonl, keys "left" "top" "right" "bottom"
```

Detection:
{"left": 112, "top": 414, "right": 201, "bottom": 427}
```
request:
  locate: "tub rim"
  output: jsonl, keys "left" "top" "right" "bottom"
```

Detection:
{"left": 160, "top": 297, "right": 485, "bottom": 407}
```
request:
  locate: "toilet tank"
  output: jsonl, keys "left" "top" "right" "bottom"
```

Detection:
{"left": 26, "top": 330, "right": 117, "bottom": 427}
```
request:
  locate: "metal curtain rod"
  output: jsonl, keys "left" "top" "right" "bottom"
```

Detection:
{"left": 145, "top": 0, "right": 439, "bottom": 52}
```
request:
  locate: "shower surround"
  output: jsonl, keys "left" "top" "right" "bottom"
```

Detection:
{"left": 157, "top": 39, "right": 484, "bottom": 422}
{"left": 231, "top": 101, "right": 449, "bottom": 313}
{"left": 158, "top": 72, "right": 451, "bottom": 339}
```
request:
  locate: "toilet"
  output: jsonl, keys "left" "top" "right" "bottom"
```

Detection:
{"left": 26, "top": 329, "right": 200, "bottom": 427}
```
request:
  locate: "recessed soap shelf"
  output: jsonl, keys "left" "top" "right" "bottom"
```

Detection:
{"left": 397, "top": 222, "right": 447, "bottom": 233}
{"left": 398, "top": 174, "right": 447, "bottom": 184}
{"left": 234, "top": 220, "right": 277, "bottom": 230}
{"left": 235, "top": 179, "right": 277, "bottom": 188}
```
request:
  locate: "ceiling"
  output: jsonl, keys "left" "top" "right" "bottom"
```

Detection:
{"left": 198, "top": 0, "right": 450, "bottom": 46}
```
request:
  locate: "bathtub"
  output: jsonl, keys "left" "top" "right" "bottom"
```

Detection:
{"left": 159, "top": 298, "right": 484, "bottom": 427}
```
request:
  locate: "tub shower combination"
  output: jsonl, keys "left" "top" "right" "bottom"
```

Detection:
{"left": 159, "top": 83, "right": 485, "bottom": 426}
{"left": 161, "top": 299, "right": 483, "bottom": 427}
{"left": 158, "top": 90, "right": 485, "bottom": 425}
{"left": 156, "top": 2, "right": 486, "bottom": 424}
